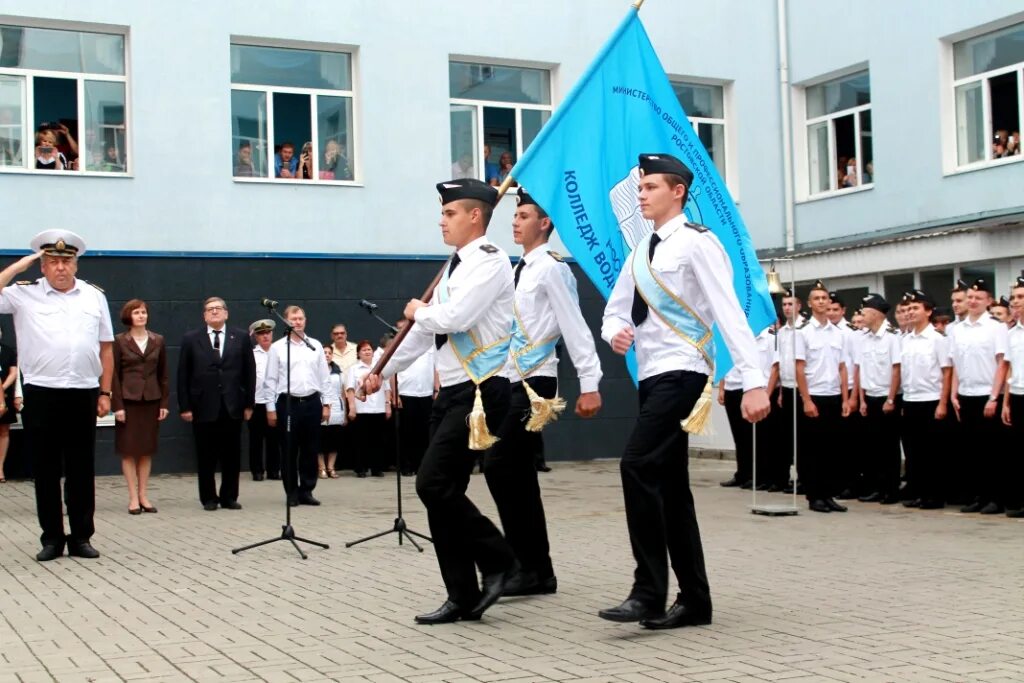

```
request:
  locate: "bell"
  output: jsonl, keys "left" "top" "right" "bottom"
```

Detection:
{"left": 766, "top": 261, "right": 786, "bottom": 295}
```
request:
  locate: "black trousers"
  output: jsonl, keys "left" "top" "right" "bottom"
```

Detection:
{"left": 353, "top": 411, "right": 387, "bottom": 474}
{"left": 797, "top": 394, "right": 842, "bottom": 501}
{"left": 192, "top": 401, "right": 242, "bottom": 505}
{"left": 775, "top": 386, "right": 798, "bottom": 487}
{"left": 621, "top": 370, "right": 711, "bottom": 612}
{"left": 399, "top": 394, "right": 432, "bottom": 473}
{"left": 723, "top": 389, "right": 752, "bottom": 483}
{"left": 275, "top": 395, "right": 321, "bottom": 496}
{"left": 416, "top": 377, "right": 515, "bottom": 607}
{"left": 836, "top": 403, "right": 863, "bottom": 495}
{"left": 484, "top": 377, "right": 555, "bottom": 579}
{"left": 862, "top": 396, "right": 902, "bottom": 496}
{"left": 22, "top": 385, "right": 98, "bottom": 547}
{"left": 247, "top": 404, "right": 279, "bottom": 476}
{"left": 1007, "top": 394, "right": 1024, "bottom": 510}
{"left": 902, "top": 400, "right": 946, "bottom": 502}
{"left": 957, "top": 394, "right": 1003, "bottom": 505}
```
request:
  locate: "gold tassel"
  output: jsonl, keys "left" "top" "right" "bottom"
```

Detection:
{"left": 522, "top": 381, "right": 567, "bottom": 432}
{"left": 467, "top": 386, "right": 500, "bottom": 451}
{"left": 680, "top": 376, "right": 714, "bottom": 436}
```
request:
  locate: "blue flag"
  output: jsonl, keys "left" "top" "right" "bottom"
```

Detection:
{"left": 511, "top": 9, "right": 774, "bottom": 381}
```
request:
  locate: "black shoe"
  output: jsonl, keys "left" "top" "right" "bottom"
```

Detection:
{"left": 287, "top": 496, "right": 299, "bottom": 507}
{"left": 252, "top": 473, "right": 265, "bottom": 481}
{"left": 371, "top": 470, "right": 384, "bottom": 477}
{"left": 1006, "top": 509, "right": 1024, "bottom": 518}
{"left": 858, "top": 492, "right": 884, "bottom": 503}
{"left": 298, "top": 493, "right": 321, "bottom": 506}
{"left": 753, "top": 481, "right": 772, "bottom": 491}
{"left": 825, "top": 498, "right": 848, "bottom": 512}
{"left": 719, "top": 477, "right": 742, "bottom": 488}
{"left": 639, "top": 600, "right": 712, "bottom": 630}
{"left": 919, "top": 499, "right": 945, "bottom": 510}
{"left": 267, "top": 472, "right": 281, "bottom": 480}
{"left": 808, "top": 499, "right": 831, "bottom": 513}
{"left": 781, "top": 485, "right": 796, "bottom": 494}
{"left": 36, "top": 544, "right": 64, "bottom": 562}
{"left": 468, "top": 569, "right": 509, "bottom": 619}
{"left": 400, "top": 470, "right": 415, "bottom": 477}
{"left": 766, "top": 483, "right": 785, "bottom": 493}
{"left": 536, "top": 463, "right": 551, "bottom": 473}
{"left": 898, "top": 486, "right": 917, "bottom": 501}
{"left": 880, "top": 494, "right": 901, "bottom": 505}
{"left": 502, "top": 571, "right": 558, "bottom": 597}
{"left": 597, "top": 598, "right": 664, "bottom": 623}
{"left": 356, "top": 471, "right": 367, "bottom": 479}
{"left": 203, "top": 501, "right": 218, "bottom": 511}
{"left": 414, "top": 600, "right": 477, "bottom": 625}
{"left": 739, "top": 480, "right": 754, "bottom": 490}
{"left": 836, "top": 488, "right": 857, "bottom": 500}
{"left": 960, "top": 501, "right": 983, "bottom": 513}
{"left": 221, "top": 501, "right": 243, "bottom": 510}
{"left": 67, "top": 542, "right": 100, "bottom": 559}
{"left": 980, "top": 502, "right": 1004, "bottom": 515}
{"left": 903, "top": 498, "right": 922, "bottom": 508}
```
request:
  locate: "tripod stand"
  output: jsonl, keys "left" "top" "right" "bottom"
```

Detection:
{"left": 233, "top": 302, "right": 330, "bottom": 559}
{"left": 346, "top": 301, "right": 432, "bottom": 551}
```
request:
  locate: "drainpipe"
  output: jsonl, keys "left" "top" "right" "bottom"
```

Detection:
{"left": 777, "top": 0, "right": 796, "bottom": 251}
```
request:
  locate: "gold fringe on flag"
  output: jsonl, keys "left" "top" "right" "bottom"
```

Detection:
{"left": 467, "top": 386, "right": 500, "bottom": 451}
{"left": 680, "top": 376, "right": 714, "bottom": 436}
{"left": 522, "top": 380, "right": 567, "bottom": 432}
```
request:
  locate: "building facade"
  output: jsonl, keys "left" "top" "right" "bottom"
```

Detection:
{"left": 1, "top": 0, "right": 1022, "bottom": 470}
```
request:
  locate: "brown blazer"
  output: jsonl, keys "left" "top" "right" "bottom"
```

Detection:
{"left": 112, "top": 331, "right": 170, "bottom": 410}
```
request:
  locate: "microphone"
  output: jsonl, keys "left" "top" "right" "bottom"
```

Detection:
{"left": 260, "top": 298, "right": 278, "bottom": 309}
{"left": 359, "top": 299, "right": 378, "bottom": 311}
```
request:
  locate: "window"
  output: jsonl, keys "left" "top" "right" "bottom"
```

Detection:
{"left": 230, "top": 43, "right": 356, "bottom": 182}
{"left": 919, "top": 269, "right": 955, "bottom": 302}
{"left": 952, "top": 23, "right": 1024, "bottom": 167}
{"left": 882, "top": 272, "right": 914, "bottom": 302}
{"left": 448, "top": 61, "right": 552, "bottom": 186}
{"left": 804, "top": 70, "right": 872, "bottom": 195}
{"left": 0, "top": 24, "right": 127, "bottom": 174}
{"left": 670, "top": 80, "right": 727, "bottom": 180}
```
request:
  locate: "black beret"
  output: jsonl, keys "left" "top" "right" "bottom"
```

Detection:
{"left": 516, "top": 186, "right": 538, "bottom": 207}
{"left": 970, "top": 278, "right": 992, "bottom": 294}
{"left": 638, "top": 153, "right": 694, "bottom": 186}
{"left": 902, "top": 289, "right": 934, "bottom": 307}
{"left": 437, "top": 178, "right": 498, "bottom": 207}
{"left": 860, "top": 293, "right": 890, "bottom": 314}
{"left": 952, "top": 278, "right": 969, "bottom": 293}
{"left": 996, "top": 296, "right": 1010, "bottom": 308}
{"left": 1015, "top": 273, "right": 1024, "bottom": 289}
{"left": 828, "top": 291, "right": 844, "bottom": 306}
{"left": 810, "top": 279, "right": 828, "bottom": 291}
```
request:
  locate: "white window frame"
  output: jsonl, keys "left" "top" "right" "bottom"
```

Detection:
{"left": 447, "top": 59, "right": 554, "bottom": 185}
{"left": 230, "top": 39, "right": 359, "bottom": 186}
{"left": 0, "top": 21, "right": 131, "bottom": 178}
{"left": 943, "top": 20, "right": 1024, "bottom": 174}
{"left": 668, "top": 77, "right": 738, "bottom": 199}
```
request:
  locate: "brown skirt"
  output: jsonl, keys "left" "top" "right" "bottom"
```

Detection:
{"left": 115, "top": 399, "right": 162, "bottom": 456}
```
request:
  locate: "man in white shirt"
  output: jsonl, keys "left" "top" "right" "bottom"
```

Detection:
{"left": 768, "top": 290, "right": 803, "bottom": 493}
{"left": 600, "top": 153, "right": 769, "bottom": 630}
{"left": 263, "top": 306, "right": 331, "bottom": 507}
{"left": 795, "top": 280, "right": 849, "bottom": 513}
{"left": 0, "top": 230, "right": 114, "bottom": 561}
{"left": 1002, "top": 274, "right": 1024, "bottom": 518}
{"left": 949, "top": 279, "right": 969, "bottom": 328}
{"left": 853, "top": 294, "right": 902, "bottom": 504}
{"left": 394, "top": 318, "right": 436, "bottom": 476}
{"left": 899, "top": 290, "right": 952, "bottom": 509}
{"left": 827, "top": 291, "right": 864, "bottom": 499}
{"left": 949, "top": 279, "right": 1009, "bottom": 514}
{"left": 487, "top": 186, "right": 603, "bottom": 599}
{"left": 720, "top": 323, "right": 777, "bottom": 490}
{"left": 247, "top": 319, "right": 279, "bottom": 481}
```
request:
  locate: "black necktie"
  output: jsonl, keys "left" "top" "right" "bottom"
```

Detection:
{"left": 514, "top": 258, "right": 526, "bottom": 289}
{"left": 212, "top": 329, "right": 222, "bottom": 356}
{"left": 631, "top": 234, "right": 662, "bottom": 326}
{"left": 435, "top": 254, "right": 462, "bottom": 349}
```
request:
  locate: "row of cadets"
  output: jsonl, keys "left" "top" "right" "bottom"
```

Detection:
{"left": 1004, "top": 275, "right": 1024, "bottom": 517}
{"left": 767, "top": 290, "right": 805, "bottom": 493}
{"left": 827, "top": 291, "right": 865, "bottom": 498}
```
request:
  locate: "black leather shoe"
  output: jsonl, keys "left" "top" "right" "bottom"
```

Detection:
{"left": 203, "top": 502, "right": 218, "bottom": 511}
{"left": 221, "top": 501, "right": 243, "bottom": 510}
{"left": 808, "top": 499, "right": 832, "bottom": 513}
{"left": 36, "top": 544, "right": 64, "bottom": 562}
{"left": 356, "top": 471, "right": 367, "bottom": 479}
{"left": 858, "top": 492, "right": 883, "bottom": 503}
{"left": 739, "top": 480, "right": 754, "bottom": 490}
{"left": 598, "top": 598, "right": 664, "bottom": 623}
{"left": 298, "top": 493, "right": 321, "bottom": 506}
{"left": 766, "top": 483, "right": 785, "bottom": 493}
{"left": 753, "top": 481, "right": 772, "bottom": 491}
{"left": 502, "top": 572, "right": 558, "bottom": 597}
{"left": 371, "top": 470, "right": 385, "bottom": 477}
{"left": 825, "top": 498, "right": 848, "bottom": 512}
{"left": 639, "top": 600, "right": 712, "bottom": 630}
{"left": 267, "top": 472, "right": 281, "bottom": 480}
{"left": 252, "top": 473, "right": 265, "bottom": 481}
{"left": 536, "top": 464, "right": 551, "bottom": 473}
{"left": 880, "top": 494, "right": 901, "bottom": 505}
{"left": 980, "top": 502, "right": 1003, "bottom": 515}
{"left": 414, "top": 600, "right": 476, "bottom": 625}
{"left": 68, "top": 542, "right": 100, "bottom": 559}
{"left": 287, "top": 496, "right": 299, "bottom": 507}
{"left": 836, "top": 488, "right": 857, "bottom": 500}
{"left": 1006, "top": 508, "right": 1024, "bottom": 518}
{"left": 919, "top": 499, "right": 945, "bottom": 510}
{"left": 903, "top": 498, "right": 922, "bottom": 508}
{"left": 960, "top": 501, "right": 983, "bottom": 513}
{"left": 468, "top": 570, "right": 509, "bottom": 619}
{"left": 719, "top": 476, "right": 742, "bottom": 487}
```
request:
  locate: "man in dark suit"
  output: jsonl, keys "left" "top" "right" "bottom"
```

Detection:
{"left": 177, "top": 297, "right": 256, "bottom": 510}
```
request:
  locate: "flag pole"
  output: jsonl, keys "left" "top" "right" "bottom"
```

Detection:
{"left": 367, "top": 175, "right": 518, "bottom": 379}
{"left": 631, "top": 0, "right": 645, "bottom": 9}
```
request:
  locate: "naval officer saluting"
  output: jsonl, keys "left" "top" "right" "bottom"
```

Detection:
{"left": 0, "top": 230, "right": 114, "bottom": 561}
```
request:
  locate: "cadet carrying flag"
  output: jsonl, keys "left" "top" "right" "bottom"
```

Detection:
{"left": 510, "top": 7, "right": 774, "bottom": 381}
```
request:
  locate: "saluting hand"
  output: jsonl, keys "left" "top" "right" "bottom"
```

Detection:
{"left": 12, "top": 250, "right": 43, "bottom": 274}
{"left": 575, "top": 391, "right": 602, "bottom": 418}
{"left": 610, "top": 327, "right": 634, "bottom": 355}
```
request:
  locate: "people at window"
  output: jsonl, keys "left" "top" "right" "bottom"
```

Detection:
{"left": 1008, "top": 131, "right": 1021, "bottom": 156}
{"left": 234, "top": 141, "right": 255, "bottom": 177}
{"left": 44, "top": 122, "right": 78, "bottom": 169}
{"left": 319, "top": 139, "right": 352, "bottom": 180}
{"left": 451, "top": 151, "right": 475, "bottom": 179}
{"left": 484, "top": 144, "right": 499, "bottom": 186}
{"left": 298, "top": 141, "right": 314, "bottom": 179}
{"left": 275, "top": 141, "right": 298, "bottom": 178}
{"left": 497, "top": 151, "right": 516, "bottom": 186}
{"left": 993, "top": 130, "right": 1012, "bottom": 158}
{"left": 35, "top": 130, "right": 67, "bottom": 170}
{"left": 102, "top": 145, "right": 125, "bottom": 173}
{"left": 841, "top": 157, "right": 859, "bottom": 188}
{"left": 0, "top": 109, "right": 21, "bottom": 166}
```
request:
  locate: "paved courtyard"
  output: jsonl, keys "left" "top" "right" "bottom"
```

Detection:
{"left": 1, "top": 459, "right": 1023, "bottom": 683}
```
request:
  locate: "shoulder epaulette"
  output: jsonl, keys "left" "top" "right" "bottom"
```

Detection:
{"left": 479, "top": 244, "right": 498, "bottom": 254}
{"left": 684, "top": 221, "right": 710, "bottom": 233}
{"left": 845, "top": 322, "right": 856, "bottom": 330}
{"left": 15, "top": 280, "right": 36, "bottom": 286}
{"left": 84, "top": 280, "right": 105, "bottom": 293}
{"left": 797, "top": 319, "right": 810, "bottom": 329}
{"left": 886, "top": 327, "right": 898, "bottom": 334}
{"left": 547, "top": 250, "right": 564, "bottom": 262}
{"left": 990, "top": 315, "right": 1001, "bottom": 322}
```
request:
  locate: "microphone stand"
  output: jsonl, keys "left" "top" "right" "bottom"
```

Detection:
{"left": 233, "top": 302, "right": 329, "bottom": 559}
{"left": 346, "top": 301, "right": 432, "bottom": 551}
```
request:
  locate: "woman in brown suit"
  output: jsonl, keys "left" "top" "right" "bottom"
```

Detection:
{"left": 112, "top": 299, "right": 169, "bottom": 514}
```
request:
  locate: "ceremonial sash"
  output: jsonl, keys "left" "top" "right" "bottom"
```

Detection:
{"left": 510, "top": 299, "right": 560, "bottom": 379}
{"left": 436, "top": 265, "right": 511, "bottom": 385}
